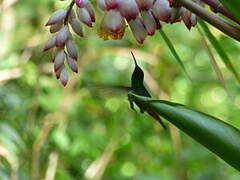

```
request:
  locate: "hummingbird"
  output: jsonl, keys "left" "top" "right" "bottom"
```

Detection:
{"left": 129, "top": 52, "right": 166, "bottom": 129}
{"left": 84, "top": 52, "right": 166, "bottom": 129}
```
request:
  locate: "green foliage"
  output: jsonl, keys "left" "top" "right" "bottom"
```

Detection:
{"left": 129, "top": 93, "right": 240, "bottom": 171}
{"left": 199, "top": 20, "right": 240, "bottom": 82}
{"left": 159, "top": 29, "right": 190, "bottom": 79}
{"left": 0, "top": 0, "right": 240, "bottom": 179}
{"left": 218, "top": 0, "right": 240, "bottom": 20}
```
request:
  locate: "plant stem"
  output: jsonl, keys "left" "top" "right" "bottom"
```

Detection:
{"left": 176, "top": 0, "right": 240, "bottom": 41}
{"left": 201, "top": 0, "right": 240, "bottom": 24}
{"left": 64, "top": 0, "right": 75, "bottom": 25}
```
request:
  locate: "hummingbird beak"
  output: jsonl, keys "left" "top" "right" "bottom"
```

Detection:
{"left": 131, "top": 51, "right": 138, "bottom": 66}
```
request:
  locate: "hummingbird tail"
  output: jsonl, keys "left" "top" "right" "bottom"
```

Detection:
{"left": 147, "top": 110, "right": 167, "bottom": 129}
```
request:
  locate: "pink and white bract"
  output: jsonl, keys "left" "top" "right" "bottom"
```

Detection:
{"left": 44, "top": 0, "right": 200, "bottom": 86}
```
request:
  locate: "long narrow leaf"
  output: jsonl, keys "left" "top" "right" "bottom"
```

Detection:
{"left": 218, "top": 0, "right": 240, "bottom": 20}
{"left": 199, "top": 20, "right": 240, "bottom": 82}
{"left": 128, "top": 92, "right": 240, "bottom": 171}
{"left": 197, "top": 26, "right": 226, "bottom": 88}
{"left": 159, "top": 29, "right": 190, "bottom": 79}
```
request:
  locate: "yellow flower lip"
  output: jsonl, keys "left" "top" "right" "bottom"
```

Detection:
{"left": 97, "top": 25, "right": 126, "bottom": 41}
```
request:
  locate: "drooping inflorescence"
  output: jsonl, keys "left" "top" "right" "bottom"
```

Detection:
{"left": 43, "top": 0, "right": 203, "bottom": 86}
{"left": 43, "top": 0, "right": 95, "bottom": 86}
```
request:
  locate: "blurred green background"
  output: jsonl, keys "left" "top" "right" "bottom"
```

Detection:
{"left": 0, "top": 0, "right": 240, "bottom": 179}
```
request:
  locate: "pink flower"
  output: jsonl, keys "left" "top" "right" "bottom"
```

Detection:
{"left": 66, "top": 39, "right": 78, "bottom": 60}
{"left": 85, "top": 2, "right": 96, "bottom": 22}
{"left": 50, "top": 21, "right": 63, "bottom": 33}
{"left": 152, "top": 0, "right": 172, "bottom": 23}
{"left": 70, "top": 18, "right": 84, "bottom": 37}
{"left": 135, "top": 0, "right": 154, "bottom": 10}
{"left": 102, "top": 10, "right": 125, "bottom": 33}
{"left": 76, "top": 7, "right": 93, "bottom": 27}
{"left": 105, "top": 0, "right": 120, "bottom": 10}
{"left": 182, "top": 9, "right": 197, "bottom": 30}
{"left": 45, "top": 9, "right": 67, "bottom": 26}
{"left": 128, "top": 17, "right": 147, "bottom": 44}
{"left": 141, "top": 10, "right": 157, "bottom": 35}
{"left": 60, "top": 68, "right": 68, "bottom": 86}
{"left": 119, "top": 0, "right": 139, "bottom": 20}
{"left": 56, "top": 25, "right": 69, "bottom": 47}
{"left": 67, "top": 55, "right": 78, "bottom": 73}
{"left": 55, "top": 64, "right": 64, "bottom": 79}
{"left": 43, "top": 35, "right": 56, "bottom": 51}
{"left": 75, "top": 0, "right": 88, "bottom": 8}
{"left": 97, "top": 0, "right": 107, "bottom": 10}
{"left": 54, "top": 48, "right": 65, "bottom": 71}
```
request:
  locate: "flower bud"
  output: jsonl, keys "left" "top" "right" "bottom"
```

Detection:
{"left": 97, "top": 0, "right": 107, "bottom": 10}
{"left": 70, "top": 18, "right": 84, "bottom": 37}
{"left": 60, "top": 68, "right": 68, "bottom": 86}
{"left": 55, "top": 64, "right": 64, "bottom": 79}
{"left": 50, "top": 21, "right": 63, "bottom": 33}
{"left": 52, "top": 48, "right": 63, "bottom": 62}
{"left": 75, "top": 0, "right": 88, "bottom": 8}
{"left": 152, "top": 12, "right": 162, "bottom": 29}
{"left": 141, "top": 10, "right": 157, "bottom": 35}
{"left": 128, "top": 17, "right": 147, "bottom": 44}
{"left": 43, "top": 35, "right": 56, "bottom": 51}
{"left": 54, "top": 48, "right": 65, "bottom": 71}
{"left": 102, "top": 10, "right": 125, "bottom": 33}
{"left": 56, "top": 25, "right": 70, "bottom": 47}
{"left": 152, "top": 0, "right": 172, "bottom": 23}
{"left": 66, "top": 39, "right": 78, "bottom": 60}
{"left": 119, "top": 0, "right": 139, "bottom": 20}
{"left": 45, "top": 9, "right": 67, "bottom": 26}
{"left": 67, "top": 55, "right": 78, "bottom": 73}
{"left": 182, "top": 10, "right": 197, "bottom": 30}
{"left": 135, "top": 0, "right": 153, "bottom": 10}
{"left": 105, "top": 0, "right": 120, "bottom": 10}
{"left": 76, "top": 7, "right": 93, "bottom": 27}
{"left": 86, "top": 2, "right": 96, "bottom": 22}
{"left": 170, "top": 7, "right": 184, "bottom": 23}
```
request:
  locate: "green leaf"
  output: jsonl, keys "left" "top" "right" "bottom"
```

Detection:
{"left": 128, "top": 92, "right": 240, "bottom": 171}
{"left": 158, "top": 29, "right": 190, "bottom": 79}
{"left": 199, "top": 20, "right": 240, "bottom": 82}
{"left": 218, "top": 0, "right": 240, "bottom": 20}
{"left": 197, "top": 26, "right": 226, "bottom": 89}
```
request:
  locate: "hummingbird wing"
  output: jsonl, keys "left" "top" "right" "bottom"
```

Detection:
{"left": 82, "top": 81, "right": 132, "bottom": 92}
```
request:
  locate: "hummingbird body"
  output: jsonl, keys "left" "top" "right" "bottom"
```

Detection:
{"left": 130, "top": 52, "right": 166, "bottom": 129}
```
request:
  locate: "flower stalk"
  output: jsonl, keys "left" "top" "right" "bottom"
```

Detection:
{"left": 201, "top": 0, "right": 240, "bottom": 24}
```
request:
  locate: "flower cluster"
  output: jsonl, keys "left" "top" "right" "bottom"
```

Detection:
{"left": 43, "top": 0, "right": 96, "bottom": 86}
{"left": 43, "top": 0, "right": 201, "bottom": 86}
{"left": 96, "top": 0, "right": 202, "bottom": 43}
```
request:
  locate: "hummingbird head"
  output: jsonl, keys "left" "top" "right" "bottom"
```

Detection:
{"left": 131, "top": 52, "right": 144, "bottom": 85}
